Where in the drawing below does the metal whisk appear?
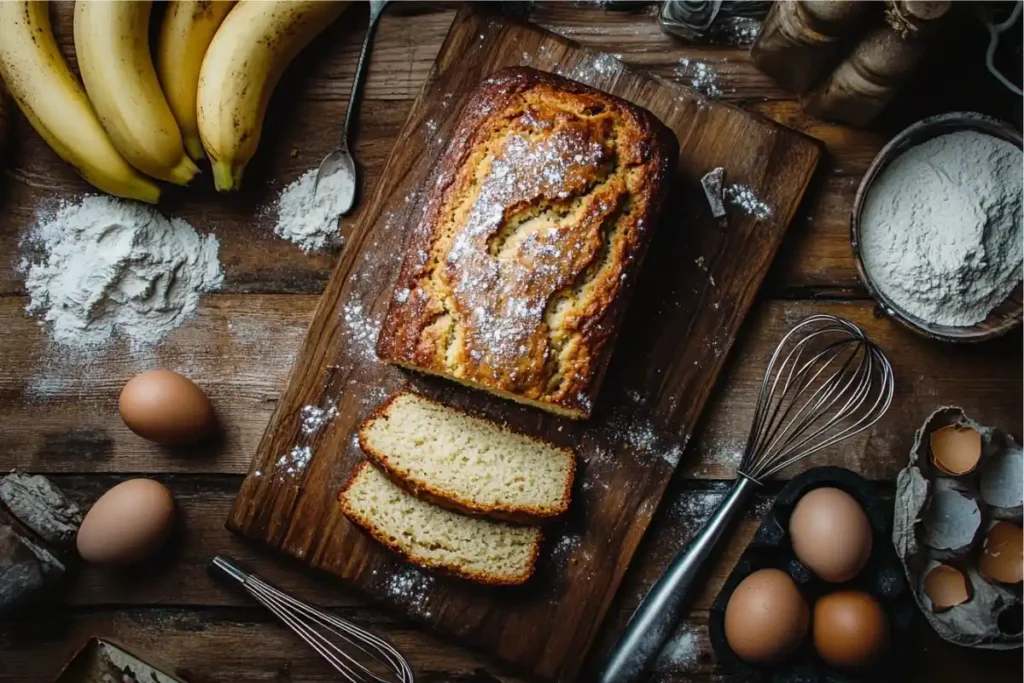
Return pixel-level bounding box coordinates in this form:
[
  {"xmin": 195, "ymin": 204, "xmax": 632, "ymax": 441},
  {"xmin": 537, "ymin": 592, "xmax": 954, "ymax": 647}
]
[
  {"xmin": 210, "ymin": 556, "xmax": 415, "ymax": 683},
  {"xmin": 598, "ymin": 314, "xmax": 894, "ymax": 683}
]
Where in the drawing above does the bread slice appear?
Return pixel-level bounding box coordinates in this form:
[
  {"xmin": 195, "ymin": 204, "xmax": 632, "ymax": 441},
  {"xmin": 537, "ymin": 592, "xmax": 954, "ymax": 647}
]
[
  {"xmin": 359, "ymin": 392, "xmax": 575, "ymax": 522},
  {"xmin": 339, "ymin": 462, "xmax": 541, "ymax": 585}
]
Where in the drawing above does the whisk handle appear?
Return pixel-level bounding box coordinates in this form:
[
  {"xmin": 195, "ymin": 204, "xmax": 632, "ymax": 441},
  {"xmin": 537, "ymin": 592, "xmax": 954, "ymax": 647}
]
[{"xmin": 597, "ymin": 476, "xmax": 759, "ymax": 683}]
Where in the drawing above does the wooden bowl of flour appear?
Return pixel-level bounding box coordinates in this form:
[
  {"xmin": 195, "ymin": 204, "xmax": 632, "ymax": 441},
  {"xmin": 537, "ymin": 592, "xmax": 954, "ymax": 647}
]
[{"xmin": 851, "ymin": 112, "xmax": 1023, "ymax": 343}]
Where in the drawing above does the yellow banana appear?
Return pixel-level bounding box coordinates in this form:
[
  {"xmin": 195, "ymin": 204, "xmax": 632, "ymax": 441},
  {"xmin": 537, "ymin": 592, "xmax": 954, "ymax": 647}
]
[
  {"xmin": 156, "ymin": 0, "xmax": 236, "ymax": 162},
  {"xmin": 0, "ymin": 1, "xmax": 160, "ymax": 203},
  {"xmin": 198, "ymin": 0, "xmax": 349, "ymax": 191},
  {"xmin": 74, "ymin": 0, "xmax": 199, "ymax": 185}
]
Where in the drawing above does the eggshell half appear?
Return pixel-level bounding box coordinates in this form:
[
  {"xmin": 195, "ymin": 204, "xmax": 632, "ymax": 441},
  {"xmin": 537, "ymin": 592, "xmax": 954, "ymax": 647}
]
[
  {"xmin": 978, "ymin": 521, "xmax": 1023, "ymax": 585},
  {"xmin": 923, "ymin": 563, "xmax": 973, "ymax": 612},
  {"xmin": 930, "ymin": 424, "xmax": 982, "ymax": 476}
]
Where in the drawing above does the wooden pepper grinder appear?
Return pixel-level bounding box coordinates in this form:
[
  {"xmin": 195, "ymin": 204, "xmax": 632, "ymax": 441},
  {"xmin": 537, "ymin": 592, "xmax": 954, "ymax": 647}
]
[
  {"xmin": 751, "ymin": 1, "xmax": 871, "ymax": 92},
  {"xmin": 802, "ymin": 0, "xmax": 951, "ymax": 126}
]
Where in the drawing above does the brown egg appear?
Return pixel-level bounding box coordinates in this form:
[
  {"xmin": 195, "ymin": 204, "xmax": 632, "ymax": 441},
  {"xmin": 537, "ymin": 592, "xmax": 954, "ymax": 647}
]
[
  {"xmin": 789, "ymin": 487, "xmax": 873, "ymax": 583},
  {"xmin": 923, "ymin": 563, "xmax": 972, "ymax": 612},
  {"xmin": 724, "ymin": 568, "xmax": 810, "ymax": 664},
  {"xmin": 813, "ymin": 591, "xmax": 889, "ymax": 669},
  {"xmin": 930, "ymin": 424, "xmax": 982, "ymax": 476},
  {"xmin": 76, "ymin": 479, "xmax": 175, "ymax": 564},
  {"xmin": 119, "ymin": 370, "xmax": 216, "ymax": 445},
  {"xmin": 978, "ymin": 521, "xmax": 1023, "ymax": 584}
]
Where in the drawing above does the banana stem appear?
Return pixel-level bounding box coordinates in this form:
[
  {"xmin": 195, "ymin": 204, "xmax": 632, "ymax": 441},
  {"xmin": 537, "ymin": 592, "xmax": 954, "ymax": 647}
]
[{"xmin": 212, "ymin": 160, "xmax": 243, "ymax": 191}]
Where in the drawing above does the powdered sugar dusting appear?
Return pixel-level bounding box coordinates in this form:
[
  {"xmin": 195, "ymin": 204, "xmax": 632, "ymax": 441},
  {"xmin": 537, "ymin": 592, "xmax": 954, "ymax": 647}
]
[{"xmin": 444, "ymin": 121, "xmax": 614, "ymax": 377}]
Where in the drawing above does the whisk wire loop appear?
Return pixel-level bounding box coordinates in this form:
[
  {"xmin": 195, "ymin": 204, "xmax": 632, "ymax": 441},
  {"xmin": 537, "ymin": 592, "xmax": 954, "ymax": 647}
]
[
  {"xmin": 210, "ymin": 556, "xmax": 415, "ymax": 683},
  {"xmin": 738, "ymin": 315, "xmax": 894, "ymax": 483}
]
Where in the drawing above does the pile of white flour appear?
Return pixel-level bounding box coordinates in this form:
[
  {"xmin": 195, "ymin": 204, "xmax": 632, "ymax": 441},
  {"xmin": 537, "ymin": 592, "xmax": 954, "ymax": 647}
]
[
  {"xmin": 859, "ymin": 130, "xmax": 1022, "ymax": 327},
  {"xmin": 20, "ymin": 196, "xmax": 223, "ymax": 352},
  {"xmin": 269, "ymin": 168, "xmax": 354, "ymax": 252}
]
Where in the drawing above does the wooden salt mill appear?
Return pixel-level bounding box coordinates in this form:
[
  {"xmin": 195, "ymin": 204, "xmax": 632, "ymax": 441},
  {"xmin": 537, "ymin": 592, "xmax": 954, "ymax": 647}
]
[
  {"xmin": 751, "ymin": 1, "xmax": 871, "ymax": 93},
  {"xmin": 802, "ymin": 0, "xmax": 951, "ymax": 126}
]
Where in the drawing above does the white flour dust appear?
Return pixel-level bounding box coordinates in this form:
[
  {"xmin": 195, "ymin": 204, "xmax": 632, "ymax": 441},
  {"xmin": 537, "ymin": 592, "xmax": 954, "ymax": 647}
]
[
  {"xmin": 19, "ymin": 196, "xmax": 222, "ymax": 353},
  {"xmin": 675, "ymin": 57, "xmax": 722, "ymax": 98},
  {"xmin": 300, "ymin": 404, "xmax": 339, "ymax": 436},
  {"xmin": 268, "ymin": 168, "xmax": 354, "ymax": 252},
  {"xmin": 860, "ymin": 130, "xmax": 1022, "ymax": 326},
  {"xmin": 725, "ymin": 183, "xmax": 772, "ymax": 220},
  {"xmin": 655, "ymin": 622, "xmax": 703, "ymax": 671}
]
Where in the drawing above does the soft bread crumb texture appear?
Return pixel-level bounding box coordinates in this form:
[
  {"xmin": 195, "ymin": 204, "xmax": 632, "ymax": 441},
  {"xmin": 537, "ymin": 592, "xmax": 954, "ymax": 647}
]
[
  {"xmin": 339, "ymin": 462, "xmax": 541, "ymax": 585},
  {"xmin": 360, "ymin": 392, "xmax": 575, "ymax": 520},
  {"xmin": 377, "ymin": 67, "xmax": 677, "ymax": 418}
]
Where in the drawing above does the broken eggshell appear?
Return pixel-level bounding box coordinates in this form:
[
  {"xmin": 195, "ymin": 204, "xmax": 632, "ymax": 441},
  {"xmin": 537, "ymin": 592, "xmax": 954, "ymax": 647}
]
[
  {"xmin": 894, "ymin": 406, "xmax": 1022, "ymax": 649},
  {"xmin": 930, "ymin": 424, "xmax": 982, "ymax": 476},
  {"xmin": 921, "ymin": 478, "xmax": 981, "ymax": 552},
  {"xmin": 978, "ymin": 521, "xmax": 1024, "ymax": 585},
  {"xmin": 980, "ymin": 445, "xmax": 1024, "ymax": 511},
  {"xmin": 923, "ymin": 561, "xmax": 973, "ymax": 613}
]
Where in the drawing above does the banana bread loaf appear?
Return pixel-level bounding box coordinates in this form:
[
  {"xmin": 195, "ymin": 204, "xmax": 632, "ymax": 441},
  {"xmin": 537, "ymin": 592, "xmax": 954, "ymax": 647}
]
[{"xmin": 376, "ymin": 67, "xmax": 678, "ymax": 418}]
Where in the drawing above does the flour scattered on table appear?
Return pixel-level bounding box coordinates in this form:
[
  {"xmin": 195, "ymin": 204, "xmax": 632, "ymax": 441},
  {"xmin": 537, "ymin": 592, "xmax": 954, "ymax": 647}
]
[
  {"xmin": 655, "ymin": 622, "xmax": 703, "ymax": 671},
  {"xmin": 276, "ymin": 445, "xmax": 312, "ymax": 477},
  {"xmin": 725, "ymin": 183, "xmax": 772, "ymax": 220},
  {"xmin": 341, "ymin": 300, "xmax": 382, "ymax": 364},
  {"xmin": 675, "ymin": 57, "xmax": 722, "ymax": 98},
  {"xmin": 383, "ymin": 566, "xmax": 434, "ymax": 618},
  {"xmin": 19, "ymin": 195, "xmax": 222, "ymax": 353},
  {"xmin": 300, "ymin": 404, "xmax": 339, "ymax": 436},
  {"xmin": 602, "ymin": 408, "xmax": 684, "ymax": 466},
  {"xmin": 268, "ymin": 168, "xmax": 354, "ymax": 252}
]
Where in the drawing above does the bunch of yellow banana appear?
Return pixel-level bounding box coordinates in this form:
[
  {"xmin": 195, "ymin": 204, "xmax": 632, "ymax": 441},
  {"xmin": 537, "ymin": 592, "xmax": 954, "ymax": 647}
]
[
  {"xmin": 197, "ymin": 0, "xmax": 350, "ymax": 191},
  {"xmin": 156, "ymin": 0, "xmax": 236, "ymax": 163},
  {"xmin": 0, "ymin": 1, "xmax": 161, "ymax": 203},
  {"xmin": 0, "ymin": 0, "xmax": 348, "ymax": 199}
]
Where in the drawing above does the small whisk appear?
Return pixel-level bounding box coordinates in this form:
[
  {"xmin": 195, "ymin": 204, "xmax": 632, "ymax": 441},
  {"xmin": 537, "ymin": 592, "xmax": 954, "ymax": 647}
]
[
  {"xmin": 210, "ymin": 556, "xmax": 415, "ymax": 683},
  {"xmin": 598, "ymin": 314, "xmax": 894, "ymax": 683}
]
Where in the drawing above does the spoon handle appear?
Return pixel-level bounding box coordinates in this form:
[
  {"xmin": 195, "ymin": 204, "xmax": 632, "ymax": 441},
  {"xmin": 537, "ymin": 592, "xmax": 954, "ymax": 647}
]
[{"xmin": 342, "ymin": 0, "xmax": 389, "ymax": 152}]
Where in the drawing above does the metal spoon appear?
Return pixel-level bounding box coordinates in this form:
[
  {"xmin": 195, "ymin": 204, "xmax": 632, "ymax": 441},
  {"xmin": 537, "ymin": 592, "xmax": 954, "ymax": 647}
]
[{"xmin": 312, "ymin": 0, "xmax": 390, "ymax": 213}]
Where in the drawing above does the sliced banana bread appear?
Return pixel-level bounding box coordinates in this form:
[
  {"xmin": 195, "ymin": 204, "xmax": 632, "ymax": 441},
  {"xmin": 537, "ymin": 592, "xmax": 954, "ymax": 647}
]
[
  {"xmin": 339, "ymin": 462, "xmax": 541, "ymax": 585},
  {"xmin": 359, "ymin": 392, "xmax": 575, "ymax": 522}
]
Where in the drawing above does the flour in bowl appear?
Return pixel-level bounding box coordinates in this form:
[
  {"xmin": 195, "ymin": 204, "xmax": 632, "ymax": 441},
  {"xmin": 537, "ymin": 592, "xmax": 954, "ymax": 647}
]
[{"xmin": 859, "ymin": 130, "xmax": 1022, "ymax": 327}]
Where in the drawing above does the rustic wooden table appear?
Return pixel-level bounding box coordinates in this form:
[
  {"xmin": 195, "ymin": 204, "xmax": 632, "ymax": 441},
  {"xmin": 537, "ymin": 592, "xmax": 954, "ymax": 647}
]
[{"xmin": 1, "ymin": 3, "xmax": 1020, "ymax": 682}]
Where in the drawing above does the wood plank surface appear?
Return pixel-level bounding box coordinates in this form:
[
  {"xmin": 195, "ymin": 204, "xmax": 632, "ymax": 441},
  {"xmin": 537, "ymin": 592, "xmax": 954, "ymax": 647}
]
[
  {"xmin": 0, "ymin": 2, "xmax": 1020, "ymax": 683},
  {"xmin": 225, "ymin": 7, "xmax": 821, "ymax": 681},
  {"xmin": 0, "ymin": 4, "xmax": 913, "ymax": 298},
  {"xmin": 2, "ymin": 297, "xmax": 1016, "ymax": 479}
]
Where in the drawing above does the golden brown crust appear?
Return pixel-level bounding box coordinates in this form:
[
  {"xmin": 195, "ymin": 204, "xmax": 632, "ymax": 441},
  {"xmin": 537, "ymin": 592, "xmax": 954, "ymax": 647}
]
[
  {"xmin": 357, "ymin": 391, "xmax": 576, "ymax": 523},
  {"xmin": 377, "ymin": 67, "xmax": 678, "ymax": 419},
  {"xmin": 338, "ymin": 461, "xmax": 541, "ymax": 586}
]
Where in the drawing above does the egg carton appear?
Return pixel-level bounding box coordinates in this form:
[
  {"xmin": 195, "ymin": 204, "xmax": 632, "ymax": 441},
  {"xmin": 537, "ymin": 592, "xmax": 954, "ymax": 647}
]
[
  {"xmin": 709, "ymin": 466, "xmax": 916, "ymax": 683},
  {"xmin": 893, "ymin": 406, "xmax": 1022, "ymax": 649}
]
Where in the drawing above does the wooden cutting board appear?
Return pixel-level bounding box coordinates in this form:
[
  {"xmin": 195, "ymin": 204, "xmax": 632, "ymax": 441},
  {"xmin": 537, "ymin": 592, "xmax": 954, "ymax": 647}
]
[{"xmin": 227, "ymin": 7, "xmax": 821, "ymax": 681}]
